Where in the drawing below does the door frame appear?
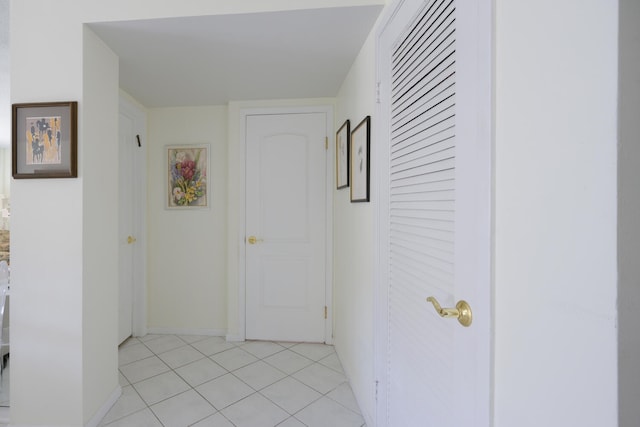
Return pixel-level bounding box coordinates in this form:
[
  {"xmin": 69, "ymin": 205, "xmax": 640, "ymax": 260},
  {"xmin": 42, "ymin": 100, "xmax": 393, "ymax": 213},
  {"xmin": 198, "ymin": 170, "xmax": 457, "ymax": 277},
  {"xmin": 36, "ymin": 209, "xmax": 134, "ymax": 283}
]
[
  {"xmin": 119, "ymin": 93, "xmax": 148, "ymax": 339},
  {"xmin": 237, "ymin": 105, "xmax": 334, "ymax": 344},
  {"xmin": 373, "ymin": 0, "xmax": 494, "ymax": 425}
]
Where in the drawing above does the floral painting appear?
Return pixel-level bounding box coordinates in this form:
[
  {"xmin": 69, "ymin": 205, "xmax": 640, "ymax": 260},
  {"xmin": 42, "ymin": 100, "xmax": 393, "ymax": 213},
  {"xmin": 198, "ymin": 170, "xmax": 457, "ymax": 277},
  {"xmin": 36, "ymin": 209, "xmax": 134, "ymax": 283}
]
[{"xmin": 167, "ymin": 145, "xmax": 209, "ymax": 208}]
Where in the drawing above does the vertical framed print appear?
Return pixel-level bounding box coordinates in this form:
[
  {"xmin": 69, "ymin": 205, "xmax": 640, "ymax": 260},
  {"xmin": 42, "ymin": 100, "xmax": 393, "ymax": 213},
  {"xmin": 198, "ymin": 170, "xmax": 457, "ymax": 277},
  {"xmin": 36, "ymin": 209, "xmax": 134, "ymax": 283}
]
[
  {"xmin": 350, "ymin": 116, "xmax": 371, "ymax": 202},
  {"xmin": 12, "ymin": 101, "xmax": 78, "ymax": 178},
  {"xmin": 336, "ymin": 119, "xmax": 350, "ymax": 189},
  {"xmin": 166, "ymin": 144, "xmax": 210, "ymax": 209}
]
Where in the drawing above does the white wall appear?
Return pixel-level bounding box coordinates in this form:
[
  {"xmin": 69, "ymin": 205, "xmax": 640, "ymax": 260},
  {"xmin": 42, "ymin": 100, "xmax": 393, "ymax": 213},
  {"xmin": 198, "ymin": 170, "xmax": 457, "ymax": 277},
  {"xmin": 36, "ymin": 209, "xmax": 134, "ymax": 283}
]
[
  {"xmin": 618, "ymin": 0, "xmax": 640, "ymax": 425},
  {"xmin": 147, "ymin": 106, "xmax": 228, "ymax": 334},
  {"xmin": 333, "ymin": 25, "xmax": 378, "ymax": 426},
  {"xmin": 81, "ymin": 27, "xmax": 120, "ymax": 423},
  {"xmin": 342, "ymin": 1, "xmax": 621, "ymax": 425},
  {"xmin": 9, "ymin": 22, "xmax": 120, "ymax": 427},
  {"xmin": 10, "ymin": 0, "xmax": 86, "ymax": 423},
  {"xmin": 0, "ymin": 148, "xmax": 9, "ymax": 201},
  {"xmin": 9, "ymin": 1, "xmax": 383, "ymax": 425},
  {"xmin": 0, "ymin": 0, "xmax": 8, "ymax": 149},
  {"xmin": 494, "ymin": 1, "xmax": 618, "ymax": 426},
  {"xmin": 0, "ymin": 1, "xmax": 9, "ymax": 228},
  {"xmin": 9, "ymin": 1, "xmax": 624, "ymax": 425}
]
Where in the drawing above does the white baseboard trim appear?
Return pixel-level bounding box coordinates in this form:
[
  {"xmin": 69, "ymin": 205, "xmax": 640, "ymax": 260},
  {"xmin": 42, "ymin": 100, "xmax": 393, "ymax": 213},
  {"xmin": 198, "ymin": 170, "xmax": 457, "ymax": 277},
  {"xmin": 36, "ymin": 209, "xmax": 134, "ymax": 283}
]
[
  {"xmin": 146, "ymin": 328, "xmax": 226, "ymax": 337},
  {"xmin": 5, "ymin": 386, "xmax": 121, "ymax": 427},
  {"xmin": 85, "ymin": 386, "xmax": 122, "ymax": 427},
  {"xmin": 225, "ymin": 333, "xmax": 245, "ymax": 342},
  {"xmin": 0, "ymin": 406, "xmax": 8, "ymax": 424}
]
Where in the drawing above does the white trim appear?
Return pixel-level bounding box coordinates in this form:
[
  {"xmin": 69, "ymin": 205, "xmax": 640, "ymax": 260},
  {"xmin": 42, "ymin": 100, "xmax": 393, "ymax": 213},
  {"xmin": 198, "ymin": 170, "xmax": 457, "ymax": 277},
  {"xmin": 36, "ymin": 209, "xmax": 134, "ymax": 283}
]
[
  {"xmin": 84, "ymin": 386, "xmax": 122, "ymax": 427},
  {"xmin": 455, "ymin": 1, "xmax": 494, "ymax": 425},
  {"xmin": 0, "ymin": 406, "xmax": 8, "ymax": 424},
  {"xmin": 238, "ymin": 105, "xmax": 334, "ymax": 344},
  {"xmin": 225, "ymin": 333, "xmax": 244, "ymax": 343},
  {"xmin": 147, "ymin": 327, "xmax": 226, "ymax": 337},
  {"xmin": 374, "ymin": 3, "xmax": 411, "ymax": 425},
  {"xmin": 119, "ymin": 95, "xmax": 148, "ymax": 339},
  {"xmin": 1, "ymin": 386, "xmax": 121, "ymax": 426},
  {"xmin": 236, "ymin": 107, "xmax": 248, "ymax": 343}
]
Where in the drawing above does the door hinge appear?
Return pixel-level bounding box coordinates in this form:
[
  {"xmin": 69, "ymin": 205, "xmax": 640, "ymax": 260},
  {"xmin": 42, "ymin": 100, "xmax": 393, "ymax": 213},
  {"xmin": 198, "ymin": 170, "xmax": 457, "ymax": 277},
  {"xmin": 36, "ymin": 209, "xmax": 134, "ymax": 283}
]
[
  {"xmin": 375, "ymin": 380, "xmax": 379, "ymax": 401},
  {"xmin": 325, "ymin": 137, "xmax": 329, "ymax": 150},
  {"xmin": 376, "ymin": 81, "xmax": 381, "ymax": 104},
  {"xmin": 324, "ymin": 306, "xmax": 328, "ymax": 319}
]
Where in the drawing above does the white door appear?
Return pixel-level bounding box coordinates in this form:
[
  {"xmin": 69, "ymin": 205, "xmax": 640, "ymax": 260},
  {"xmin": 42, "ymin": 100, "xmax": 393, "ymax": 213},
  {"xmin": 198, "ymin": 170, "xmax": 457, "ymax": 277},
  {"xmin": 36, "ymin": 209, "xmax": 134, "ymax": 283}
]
[
  {"xmin": 118, "ymin": 98, "xmax": 147, "ymax": 345},
  {"xmin": 376, "ymin": 0, "xmax": 492, "ymax": 425},
  {"xmin": 245, "ymin": 112, "xmax": 328, "ymax": 342},
  {"xmin": 118, "ymin": 110, "xmax": 135, "ymax": 344}
]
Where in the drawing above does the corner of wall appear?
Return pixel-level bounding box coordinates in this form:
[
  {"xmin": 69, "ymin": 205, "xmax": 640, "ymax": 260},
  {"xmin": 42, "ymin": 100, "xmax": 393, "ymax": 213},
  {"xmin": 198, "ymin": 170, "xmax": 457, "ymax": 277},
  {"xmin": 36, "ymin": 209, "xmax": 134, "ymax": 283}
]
[{"xmin": 617, "ymin": 0, "xmax": 640, "ymax": 425}]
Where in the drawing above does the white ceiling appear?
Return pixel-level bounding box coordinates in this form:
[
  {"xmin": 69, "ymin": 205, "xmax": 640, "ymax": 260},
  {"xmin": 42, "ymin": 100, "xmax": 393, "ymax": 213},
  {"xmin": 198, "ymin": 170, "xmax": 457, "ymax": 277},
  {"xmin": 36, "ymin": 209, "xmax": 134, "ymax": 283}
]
[
  {"xmin": 0, "ymin": 4, "xmax": 383, "ymax": 147},
  {"xmin": 89, "ymin": 5, "xmax": 383, "ymax": 108}
]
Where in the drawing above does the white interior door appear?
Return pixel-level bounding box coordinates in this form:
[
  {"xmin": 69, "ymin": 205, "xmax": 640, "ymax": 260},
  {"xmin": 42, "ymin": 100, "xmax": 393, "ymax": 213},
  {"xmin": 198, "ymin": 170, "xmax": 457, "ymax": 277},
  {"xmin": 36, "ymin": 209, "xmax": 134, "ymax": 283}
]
[
  {"xmin": 245, "ymin": 112, "xmax": 328, "ymax": 342},
  {"xmin": 376, "ymin": 0, "xmax": 492, "ymax": 425},
  {"xmin": 118, "ymin": 97, "xmax": 147, "ymax": 345},
  {"xmin": 118, "ymin": 110, "xmax": 135, "ymax": 344}
]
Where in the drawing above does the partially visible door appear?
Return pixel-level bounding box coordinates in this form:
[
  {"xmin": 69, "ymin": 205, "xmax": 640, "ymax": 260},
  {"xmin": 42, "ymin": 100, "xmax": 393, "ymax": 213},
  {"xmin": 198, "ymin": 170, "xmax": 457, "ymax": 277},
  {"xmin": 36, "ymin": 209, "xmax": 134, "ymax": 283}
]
[
  {"xmin": 376, "ymin": 0, "xmax": 492, "ymax": 425},
  {"xmin": 118, "ymin": 98, "xmax": 146, "ymax": 345},
  {"xmin": 245, "ymin": 112, "xmax": 328, "ymax": 342},
  {"xmin": 118, "ymin": 109, "xmax": 135, "ymax": 344}
]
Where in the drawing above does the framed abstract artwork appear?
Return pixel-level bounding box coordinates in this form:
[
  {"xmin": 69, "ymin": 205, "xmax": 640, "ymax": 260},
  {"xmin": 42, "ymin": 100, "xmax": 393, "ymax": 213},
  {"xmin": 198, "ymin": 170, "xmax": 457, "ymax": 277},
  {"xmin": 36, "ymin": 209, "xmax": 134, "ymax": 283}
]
[
  {"xmin": 336, "ymin": 119, "xmax": 350, "ymax": 189},
  {"xmin": 166, "ymin": 144, "xmax": 209, "ymax": 209},
  {"xmin": 12, "ymin": 101, "xmax": 78, "ymax": 179},
  {"xmin": 350, "ymin": 116, "xmax": 371, "ymax": 203}
]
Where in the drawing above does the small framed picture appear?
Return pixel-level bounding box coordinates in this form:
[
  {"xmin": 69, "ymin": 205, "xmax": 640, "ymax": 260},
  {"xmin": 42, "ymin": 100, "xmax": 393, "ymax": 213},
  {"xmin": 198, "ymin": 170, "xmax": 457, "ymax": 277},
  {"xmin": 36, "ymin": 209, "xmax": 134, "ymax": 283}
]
[
  {"xmin": 12, "ymin": 101, "xmax": 78, "ymax": 179},
  {"xmin": 350, "ymin": 116, "xmax": 371, "ymax": 203},
  {"xmin": 166, "ymin": 144, "xmax": 210, "ymax": 209},
  {"xmin": 336, "ymin": 119, "xmax": 350, "ymax": 189}
]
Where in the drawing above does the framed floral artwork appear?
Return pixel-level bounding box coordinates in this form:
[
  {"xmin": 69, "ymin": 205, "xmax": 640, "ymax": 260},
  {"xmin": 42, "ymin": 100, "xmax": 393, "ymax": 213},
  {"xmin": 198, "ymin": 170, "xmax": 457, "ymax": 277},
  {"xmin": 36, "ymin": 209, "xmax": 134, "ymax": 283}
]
[{"xmin": 166, "ymin": 145, "xmax": 209, "ymax": 209}]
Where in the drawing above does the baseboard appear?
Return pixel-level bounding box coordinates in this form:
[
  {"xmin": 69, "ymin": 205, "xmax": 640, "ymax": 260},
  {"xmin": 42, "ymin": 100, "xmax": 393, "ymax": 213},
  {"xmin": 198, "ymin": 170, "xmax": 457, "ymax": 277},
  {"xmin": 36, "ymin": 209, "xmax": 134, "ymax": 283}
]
[
  {"xmin": 146, "ymin": 327, "xmax": 226, "ymax": 337},
  {"xmin": 0, "ymin": 406, "xmax": 8, "ymax": 424},
  {"xmin": 85, "ymin": 386, "xmax": 122, "ymax": 427},
  {"xmin": 225, "ymin": 333, "xmax": 245, "ymax": 342},
  {"xmin": 4, "ymin": 386, "xmax": 121, "ymax": 427}
]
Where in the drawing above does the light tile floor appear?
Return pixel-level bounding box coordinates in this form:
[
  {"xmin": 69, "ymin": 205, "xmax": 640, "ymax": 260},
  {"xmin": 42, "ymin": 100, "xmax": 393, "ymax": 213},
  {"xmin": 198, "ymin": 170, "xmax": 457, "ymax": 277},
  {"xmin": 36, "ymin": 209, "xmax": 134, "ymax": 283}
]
[{"xmin": 101, "ymin": 334, "xmax": 366, "ymax": 427}]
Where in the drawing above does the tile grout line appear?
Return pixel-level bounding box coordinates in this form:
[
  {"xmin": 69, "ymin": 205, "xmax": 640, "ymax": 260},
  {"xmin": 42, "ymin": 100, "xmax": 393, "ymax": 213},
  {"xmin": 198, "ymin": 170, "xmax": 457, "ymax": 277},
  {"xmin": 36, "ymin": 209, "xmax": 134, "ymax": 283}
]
[{"xmin": 110, "ymin": 335, "xmax": 363, "ymax": 427}]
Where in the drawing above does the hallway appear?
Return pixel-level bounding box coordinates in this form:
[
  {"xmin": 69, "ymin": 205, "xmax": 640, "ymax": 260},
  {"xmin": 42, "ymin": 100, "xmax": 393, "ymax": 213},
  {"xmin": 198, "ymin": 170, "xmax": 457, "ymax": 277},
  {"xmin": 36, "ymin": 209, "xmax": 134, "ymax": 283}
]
[{"xmin": 102, "ymin": 335, "xmax": 365, "ymax": 426}]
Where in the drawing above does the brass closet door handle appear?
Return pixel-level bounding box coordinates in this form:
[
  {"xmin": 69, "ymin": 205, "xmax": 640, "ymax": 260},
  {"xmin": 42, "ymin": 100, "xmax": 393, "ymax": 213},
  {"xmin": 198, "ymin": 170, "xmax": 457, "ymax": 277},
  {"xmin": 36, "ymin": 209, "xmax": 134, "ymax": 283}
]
[
  {"xmin": 426, "ymin": 296, "xmax": 473, "ymax": 327},
  {"xmin": 127, "ymin": 236, "xmax": 137, "ymax": 244}
]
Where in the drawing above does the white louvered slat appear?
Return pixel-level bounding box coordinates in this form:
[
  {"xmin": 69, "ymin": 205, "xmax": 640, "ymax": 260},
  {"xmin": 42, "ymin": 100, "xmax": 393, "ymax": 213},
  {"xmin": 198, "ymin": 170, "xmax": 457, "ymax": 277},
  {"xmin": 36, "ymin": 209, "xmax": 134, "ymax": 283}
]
[
  {"xmin": 391, "ymin": 77, "xmax": 455, "ymax": 133},
  {"xmin": 392, "ymin": 0, "xmax": 455, "ymax": 75},
  {"xmin": 387, "ymin": 0, "xmax": 457, "ymax": 424},
  {"xmin": 392, "ymin": 145, "xmax": 454, "ymax": 174},
  {"xmin": 391, "ymin": 167, "xmax": 455, "ymax": 188},
  {"xmin": 391, "ymin": 114, "xmax": 454, "ymax": 155}
]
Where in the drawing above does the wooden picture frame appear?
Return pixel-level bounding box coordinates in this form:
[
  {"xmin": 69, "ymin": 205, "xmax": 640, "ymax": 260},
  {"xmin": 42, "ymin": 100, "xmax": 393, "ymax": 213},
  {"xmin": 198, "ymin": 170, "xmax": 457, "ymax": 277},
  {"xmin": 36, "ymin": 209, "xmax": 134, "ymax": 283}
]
[
  {"xmin": 350, "ymin": 116, "xmax": 371, "ymax": 203},
  {"xmin": 12, "ymin": 101, "xmax": 78, "ymax": 179},
  {"xmin": 166, "ymin": 144, "xmax": 210, "ymax": 209},
  {"xmin": 336, "ymin": 119, "xmax": 350, "ymax": 189}
]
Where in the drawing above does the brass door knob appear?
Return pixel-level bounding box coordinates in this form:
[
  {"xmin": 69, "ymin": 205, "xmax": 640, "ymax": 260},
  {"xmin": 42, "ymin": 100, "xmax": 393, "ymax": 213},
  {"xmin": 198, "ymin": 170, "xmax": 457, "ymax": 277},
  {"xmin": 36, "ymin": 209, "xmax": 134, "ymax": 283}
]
[
  {"xmin": 127, "ymin": 236, "xmax": 137, "ymax": 244},
  {"xmin": 247, "ymin": 236, "xmax": 263, "ymax": 245},
  {"xmin": 426, "ymin": 296, "xmax": 473, "ymax": 327}
]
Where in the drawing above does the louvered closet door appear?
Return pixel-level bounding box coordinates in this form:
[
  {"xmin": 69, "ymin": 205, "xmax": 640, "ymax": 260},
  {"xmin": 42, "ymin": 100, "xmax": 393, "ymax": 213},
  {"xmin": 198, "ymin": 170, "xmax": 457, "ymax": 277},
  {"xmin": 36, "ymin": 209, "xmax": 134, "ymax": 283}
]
[{"xmin": 377, "ymin": 0, "xmax": 491, "ymax": 425}]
